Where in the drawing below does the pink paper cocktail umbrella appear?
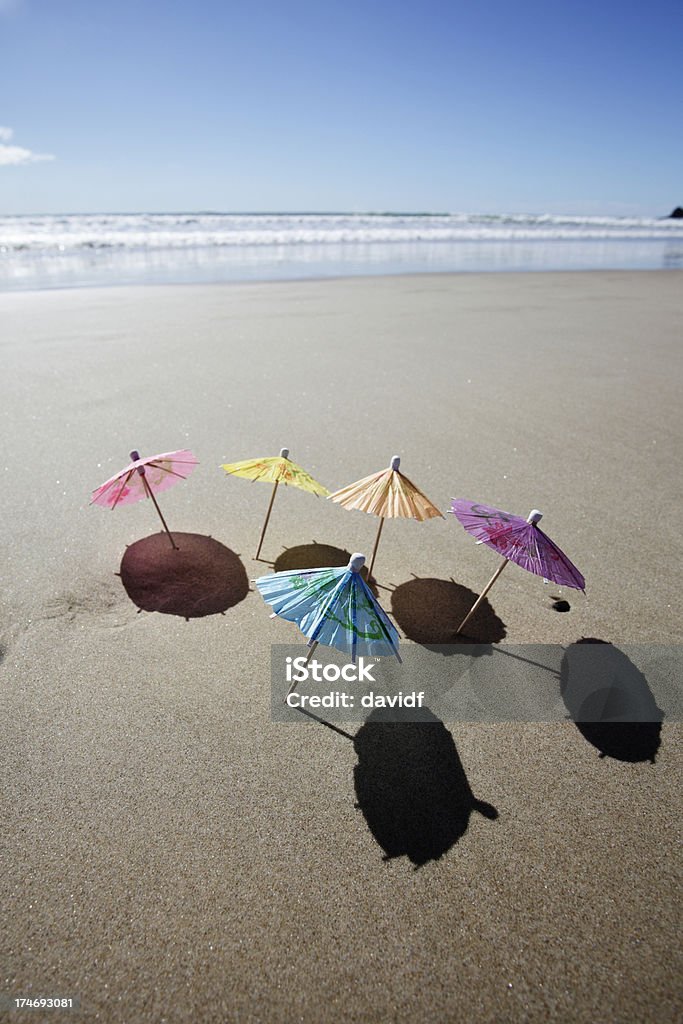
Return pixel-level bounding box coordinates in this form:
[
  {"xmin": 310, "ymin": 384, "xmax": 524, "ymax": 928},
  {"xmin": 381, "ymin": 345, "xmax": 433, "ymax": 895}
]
[
  {"xmin": 90, "ymin": 449, "xmax": 198, "ymax": 549},
  {"xmin": 450, "ymin": 499, "xmax": 585, "ymax": 634}
]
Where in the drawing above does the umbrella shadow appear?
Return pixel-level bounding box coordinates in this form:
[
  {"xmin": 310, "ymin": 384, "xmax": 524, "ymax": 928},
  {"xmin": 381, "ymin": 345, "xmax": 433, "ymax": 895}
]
[
  {"xmin": 354, "ymin": 706, "xmax": 498, "ymax": 867},
  {"xmin": 560, "ymin": 638, "xmax": 663, "ymax": 763},
  {"xmin": 272, "ymin": 542, "xmax": 379, "ymax": 596},
  {"xmin": 119, "ymin": 532, "xmax": 249, "ymax": 619},
  {"xmin": 390, "ymin": 576, "xmax": 506, "ymax": 651}
]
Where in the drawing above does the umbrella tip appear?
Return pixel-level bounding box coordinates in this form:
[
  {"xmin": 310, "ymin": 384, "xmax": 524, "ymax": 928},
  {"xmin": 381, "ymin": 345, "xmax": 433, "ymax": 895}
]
[
  {"xmin": 349, "ymin": 553, "xmax": 365, "ymax": 573},
  {"xmin": 390, "ymin": 455, "xmax": 401, "ymax": 470},
  {"xmin": 279, "ymin": 447, "xmax": 290, "ymax": 459},
  {"xmin": 130, "ymin": 449, "xmax": 140, "ymax": 462},
  {"xmin": 527, "ymin": 509, "xmax": 543, "ymax": 524}
]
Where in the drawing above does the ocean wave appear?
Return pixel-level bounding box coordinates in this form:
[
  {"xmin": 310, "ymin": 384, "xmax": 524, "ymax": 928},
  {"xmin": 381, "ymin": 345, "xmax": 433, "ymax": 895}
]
[{"xmin": 2, "ymin": 212, "xmax": 682, "ymax": 255}]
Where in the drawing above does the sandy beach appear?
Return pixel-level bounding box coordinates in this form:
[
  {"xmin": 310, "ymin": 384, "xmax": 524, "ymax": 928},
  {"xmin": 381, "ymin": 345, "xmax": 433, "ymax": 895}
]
[{"xmin": 1, "ymin": 270, "xmax": 682, "ymax": 1022}]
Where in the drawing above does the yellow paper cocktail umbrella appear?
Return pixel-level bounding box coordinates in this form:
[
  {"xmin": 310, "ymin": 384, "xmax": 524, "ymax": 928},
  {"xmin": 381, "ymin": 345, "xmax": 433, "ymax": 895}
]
[
  {"xmin": 221, "ymin": 447, "xmax": 329, "ymax": 560},
  {"xmin": 328, "ymin": 455, "xmax": 442, "ymax": 577}
]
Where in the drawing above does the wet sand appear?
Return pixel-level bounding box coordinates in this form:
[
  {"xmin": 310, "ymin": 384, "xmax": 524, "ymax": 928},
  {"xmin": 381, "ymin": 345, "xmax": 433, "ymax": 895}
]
[{"xmin": 1, "ymin": 271, "xmax": 681, "ymax": 1022}]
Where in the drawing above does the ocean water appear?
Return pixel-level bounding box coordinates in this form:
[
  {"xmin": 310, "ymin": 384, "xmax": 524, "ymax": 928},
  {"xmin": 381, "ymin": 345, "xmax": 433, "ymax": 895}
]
[{"xmin": 1, "ymin": 212, "xmax": 683, "ymax": 290}]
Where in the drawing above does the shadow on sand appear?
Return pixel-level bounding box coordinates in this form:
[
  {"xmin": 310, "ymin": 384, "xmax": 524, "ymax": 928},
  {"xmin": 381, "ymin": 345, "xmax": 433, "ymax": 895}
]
[
  {"xmin": 391, "ymin": 576, "xmax": 506, "ymax": 649},
  {"xmin": 272, "ymin": 542, "xmax": 379, "ymax": 595},
  {"xmin": 354, "ymin": 706, "xmax": 498, "ymax": 867},
  {"xmin": 560, "ymin": 638, "xmax": 663, "ymax": 763},
  {"xmin": 119, "ymin": 532, "xmax": 249, "ymax": 619}
]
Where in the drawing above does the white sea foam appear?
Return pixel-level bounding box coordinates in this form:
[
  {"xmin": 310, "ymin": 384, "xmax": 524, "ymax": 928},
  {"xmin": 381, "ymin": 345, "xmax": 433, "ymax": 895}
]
[
  {"xmin": 2, "ymin": 211, "xmax": 683, "ymax": 254},
  {"xmin": 1, "ymin": 212, "xmax": 682, "ymax": 288}
]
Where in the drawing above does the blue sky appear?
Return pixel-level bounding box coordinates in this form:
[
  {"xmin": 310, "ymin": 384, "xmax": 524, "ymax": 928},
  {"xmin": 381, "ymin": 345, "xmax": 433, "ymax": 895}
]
[{"xmin": 1, "ymin": 0, "xmax": 681, "ymax": 215}]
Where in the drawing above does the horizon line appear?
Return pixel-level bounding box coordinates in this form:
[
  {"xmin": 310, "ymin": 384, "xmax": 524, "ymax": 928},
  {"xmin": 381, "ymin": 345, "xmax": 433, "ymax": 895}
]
[{"xmin": 1, "ymin": 207, "xmax": 675, "ymax": 219}]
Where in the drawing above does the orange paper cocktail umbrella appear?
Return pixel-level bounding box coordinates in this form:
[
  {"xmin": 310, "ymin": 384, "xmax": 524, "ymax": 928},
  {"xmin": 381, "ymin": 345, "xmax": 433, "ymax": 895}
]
[{"xmin": 328, "ymin": 455, "xmax": 442, "ymax": 576}]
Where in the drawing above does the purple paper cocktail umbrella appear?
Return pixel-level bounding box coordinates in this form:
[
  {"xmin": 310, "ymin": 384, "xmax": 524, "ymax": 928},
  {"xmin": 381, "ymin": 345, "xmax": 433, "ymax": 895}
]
[{"xmin": 449, "ymin": 499, "xmax": 585, "ymax": 634}]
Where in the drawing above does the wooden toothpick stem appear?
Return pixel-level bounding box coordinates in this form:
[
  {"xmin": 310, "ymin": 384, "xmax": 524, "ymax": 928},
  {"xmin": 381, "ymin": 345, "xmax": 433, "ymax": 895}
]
[
  {"xmin": 142, "ymin": 475, "xmax": 178, "ymax": 550},
  {"xmin": 456, "ymin": 558, "xmax": 509, "ymax": 634},
  {"xmin": 255, "ymin": 480, "xmax": 279, "ymax": 560},
  {"xmin": 368, "ymin": 517, "xmax": 385, "ymax": 578},
  {"xmin": 286, "ymin": 641, "xmax": 318, "ymax": 699},
  {"xmin": 304, "ymin": 641, "xmax": 318, "ymax": 666}
]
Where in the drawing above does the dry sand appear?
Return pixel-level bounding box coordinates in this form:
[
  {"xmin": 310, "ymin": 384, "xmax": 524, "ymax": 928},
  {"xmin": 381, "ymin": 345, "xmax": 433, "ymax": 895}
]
[{"xmin": 1, "ymin": 271, "xmax": 682, "ymax": 1023}]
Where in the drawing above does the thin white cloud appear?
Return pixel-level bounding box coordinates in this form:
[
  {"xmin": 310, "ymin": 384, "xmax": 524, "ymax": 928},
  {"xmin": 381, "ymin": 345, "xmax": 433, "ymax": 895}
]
[{"xmin": 0, "ymin": 126, "xmax": 55, "ymax": 166}]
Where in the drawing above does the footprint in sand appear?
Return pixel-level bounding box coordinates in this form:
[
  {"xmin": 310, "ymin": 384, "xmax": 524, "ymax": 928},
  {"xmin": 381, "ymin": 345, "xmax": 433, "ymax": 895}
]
[
  {"xmin": 0, "ymin": 598, "xmax": 34, "ymax": 663},
  {"xmin": 41, "ymin": 580, "xmax": 135, "ymax": 630}
]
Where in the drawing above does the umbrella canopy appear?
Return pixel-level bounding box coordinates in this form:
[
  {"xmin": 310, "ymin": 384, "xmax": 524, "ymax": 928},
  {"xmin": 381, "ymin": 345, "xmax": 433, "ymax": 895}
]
[
  {"xmin": 91, "ymin": 449, "xmax": 198, "ymax": 509},
  {"xmin": 329, "ymin": 455, "xmax": 442, "ymax": 520},
  {"xmin": 450, "ymin": 499, "xmax": 585, "ymax": 590},
  {"xmin": 221, "ymin": 449, "xmax": 329, "ymax": 495},
  {"xmin": 328, "ymin": 456, "xmax": 442, "ymax": 576},
  {"xmin": 222, "ymin": 447, "xmax": 329, "ymax": 560},
  {"xmin": 255, "ymin": 552, "xmax": 400, "ymax": 663},
  {"xmin": 91, "ymin": 448, "xmax": 198, "ymax": 549}
]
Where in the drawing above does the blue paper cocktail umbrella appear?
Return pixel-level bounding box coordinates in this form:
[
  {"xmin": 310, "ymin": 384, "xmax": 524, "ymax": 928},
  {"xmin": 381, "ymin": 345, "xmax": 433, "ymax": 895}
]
[{"xmin": 255, "ymin": 552, "xmax": 400, "ymax": 695}]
